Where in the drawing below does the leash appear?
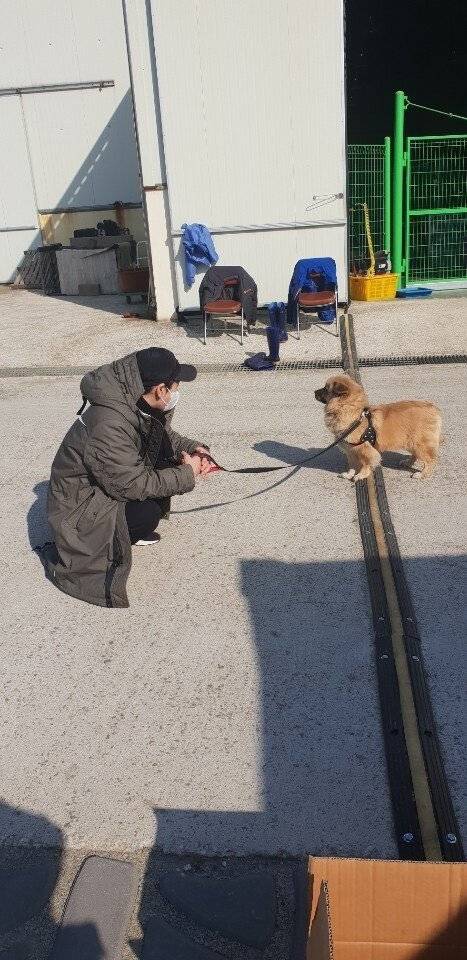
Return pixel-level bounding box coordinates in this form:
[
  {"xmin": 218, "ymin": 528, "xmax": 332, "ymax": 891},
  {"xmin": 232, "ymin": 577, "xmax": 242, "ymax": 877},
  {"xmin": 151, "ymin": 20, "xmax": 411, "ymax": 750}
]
[
  {"xmin": 173, "ymin": 463, "xmax": 301, "ymax": 514},
  {"xmin": 206, "ymin": 413, "xmax": 367, "ymax": 474},
  {"xmin": 76, "ymin": 395, "xmax": 373, "ymax": 472},
  {"xmin": 76, "ymin": 395, "xmax": 371, "ymax": 514},
  {"xmin": 173, "ymin": 413, "xmax": 368, "ymax": 515}
]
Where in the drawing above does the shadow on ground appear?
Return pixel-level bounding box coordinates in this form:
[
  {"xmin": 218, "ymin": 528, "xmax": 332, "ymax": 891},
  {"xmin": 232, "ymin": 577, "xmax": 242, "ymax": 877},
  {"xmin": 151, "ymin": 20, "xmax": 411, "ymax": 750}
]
[
  {"xmin": 177, "ymin": 312, "xmax": 337, "ymax": 346},
  {"xmin": 47, "ymin": 294, "xmax": 142, "ymax": 318},
  {"xmin": 19, "ymin": 466, "xmax": 467, "ymax": 956},
  {"xmin": 27, "ymin": 481, "xmax": 51, "ymax": 551},
  {"xmin": 254, "ymin": 441, "xmax": 416, "ymax": 476}
]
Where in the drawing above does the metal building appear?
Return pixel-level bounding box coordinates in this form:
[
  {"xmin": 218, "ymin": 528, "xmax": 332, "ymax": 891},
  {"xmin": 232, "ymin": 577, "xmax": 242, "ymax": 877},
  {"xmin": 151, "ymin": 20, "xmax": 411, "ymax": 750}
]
[
  {"xmin": 0, "ymin": 0, "xmax": 142, "ymax": 283},
  {"xmin": 1, "ymin": 0, "xmax": 348, "ymax": 315},
  {"xmin": 125, "ymin": 0, "xmax": 348, "ymax": 318}
]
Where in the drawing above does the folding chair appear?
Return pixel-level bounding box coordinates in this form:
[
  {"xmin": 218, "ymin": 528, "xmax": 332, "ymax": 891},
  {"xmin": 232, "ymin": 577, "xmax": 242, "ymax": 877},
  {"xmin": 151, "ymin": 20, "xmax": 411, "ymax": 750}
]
[
  {"xmin": 296, "ymin": 276, "xmax": 339, "ymax": 339},
  {"xmin": 203, "ymin": 276, "xmax": 247, "ymax": 345}
]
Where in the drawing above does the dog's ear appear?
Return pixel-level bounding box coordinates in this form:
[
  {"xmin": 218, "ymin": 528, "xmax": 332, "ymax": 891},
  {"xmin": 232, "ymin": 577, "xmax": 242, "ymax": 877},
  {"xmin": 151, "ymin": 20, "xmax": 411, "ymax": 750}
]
[{"xmin": 332, "ymin": 380, "xmax": 350, "ymax": 397}]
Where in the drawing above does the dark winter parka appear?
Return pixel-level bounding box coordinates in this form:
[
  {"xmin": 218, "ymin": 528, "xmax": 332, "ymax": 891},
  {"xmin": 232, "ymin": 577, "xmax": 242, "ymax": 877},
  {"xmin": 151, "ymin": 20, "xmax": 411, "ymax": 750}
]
[{"xmin": 45, "ymin": 353, "xmax": 199, "ymax": 608}]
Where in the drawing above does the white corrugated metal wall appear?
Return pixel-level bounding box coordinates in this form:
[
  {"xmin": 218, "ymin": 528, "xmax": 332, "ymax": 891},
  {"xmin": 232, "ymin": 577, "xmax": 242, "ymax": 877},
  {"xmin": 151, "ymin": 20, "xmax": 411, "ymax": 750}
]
[
  {"xmin": 0, "ymin": 0, "xmax": 141, "ymax": 281},
  {"xmin": 147, "ymin": 0, "xmax": 348, "ymax": 309}
]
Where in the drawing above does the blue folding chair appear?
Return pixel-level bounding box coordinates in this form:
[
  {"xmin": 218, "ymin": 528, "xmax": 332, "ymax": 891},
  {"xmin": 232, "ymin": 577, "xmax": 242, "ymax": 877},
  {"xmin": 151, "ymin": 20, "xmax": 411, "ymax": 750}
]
[{"xmin": 288, "ymin": 257, "xmax": 339, "ymax": 339}]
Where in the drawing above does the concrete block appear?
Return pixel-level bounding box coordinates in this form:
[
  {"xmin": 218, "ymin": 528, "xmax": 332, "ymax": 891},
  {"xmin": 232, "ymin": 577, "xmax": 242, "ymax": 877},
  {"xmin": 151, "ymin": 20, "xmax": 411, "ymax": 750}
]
[
  {"xmin": 96, "ymin": 236, "xmax": 134, "ymax": 247},
  {"xmin": 78, "ymin": 283, "xmax": 101, "ymax": 296},
  {"xmin": 56, "ymin": 248, "xmax": 120, "ymax": 295},
  {"xmin": 142, "ymin": 917, "xmax": 223, "ymax": 959},
  {"xmin": 70, "ymin": 238, "xmax": 98, "ymax": 249},
  {"xmin": 0, "ymin": 849, "xmax": 61, "ymax": 932},
  {"xmin": 49, "ymin": 856, "xmax": 139, "ymax": 960},
  {"xmin": 158, "ymin": 870, "xmax": 276, "ymax": 947}
]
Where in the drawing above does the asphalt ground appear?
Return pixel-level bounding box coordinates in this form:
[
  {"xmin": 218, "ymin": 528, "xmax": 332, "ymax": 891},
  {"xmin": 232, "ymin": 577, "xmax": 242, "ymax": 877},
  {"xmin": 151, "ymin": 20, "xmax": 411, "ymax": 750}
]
[
  {"xmin": 1, "ymin": 368, "xmax": 397, "ymax": 858},
  {"xmin": 1, "ymin": 286, "xmax": 465, "ymax": 957}
]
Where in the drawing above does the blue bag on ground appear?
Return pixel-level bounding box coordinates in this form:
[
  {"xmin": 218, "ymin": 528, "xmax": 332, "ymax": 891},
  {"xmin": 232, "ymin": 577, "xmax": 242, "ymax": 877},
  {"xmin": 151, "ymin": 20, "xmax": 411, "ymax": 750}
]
[
  {"xmin": 244, "ymin": 322, "xmax": 281, "ymax": 370},
  {"xmin": 244, "ymin": 353, "xmax": 275, "ymax": 370}
]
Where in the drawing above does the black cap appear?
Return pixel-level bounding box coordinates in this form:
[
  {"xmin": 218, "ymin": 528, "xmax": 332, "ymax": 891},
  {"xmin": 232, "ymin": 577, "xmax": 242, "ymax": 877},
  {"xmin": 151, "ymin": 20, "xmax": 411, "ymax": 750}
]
[{"xmin": 136, "ymin": 348, "xmax": 197, "ymax": 391}]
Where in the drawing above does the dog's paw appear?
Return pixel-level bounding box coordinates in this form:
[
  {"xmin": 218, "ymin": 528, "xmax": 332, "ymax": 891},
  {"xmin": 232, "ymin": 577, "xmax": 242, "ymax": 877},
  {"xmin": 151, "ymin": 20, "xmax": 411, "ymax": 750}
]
[
  {"xmin": 413, "ymin": 469, "xmax": 434, "ymax": 480},
  {"xmin": 340, "ymin": 469, "xmax": 356, "ymax": 480}
]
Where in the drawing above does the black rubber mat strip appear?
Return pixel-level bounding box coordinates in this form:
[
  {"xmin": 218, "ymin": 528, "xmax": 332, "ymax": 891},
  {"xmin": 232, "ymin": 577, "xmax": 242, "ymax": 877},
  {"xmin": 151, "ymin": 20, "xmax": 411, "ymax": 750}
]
[
  {"xmin": 355, "ymin": 470, "xmax": 424, "ymax": 858},
  {"xmin": 0, "ymin": 365, "xmax": 91, "ymax": 378},
  {"xmin": 344, "ymin": 314, "xmax": 424, "ymax": 857},
  {"xmin": 347, "ymin": 314, "xmax": 361, "ymax": 381},
  {"xmin": 339, "ymin": 314, "xmax": 352, "ymax": 375},
  {"xmin": 0, "ymin": 354, "xmax": 465, "ymax": 380},
  {"xmin": 345, "ymin": 314, "xmax": 464, "ymax": 862},
  {"xmin": 373, "ymin": 470, "xmax": 465, "ymax": 862},
  {"xmin": 359, "ymin": 354, "xmax": 467, "ymax": 367}
]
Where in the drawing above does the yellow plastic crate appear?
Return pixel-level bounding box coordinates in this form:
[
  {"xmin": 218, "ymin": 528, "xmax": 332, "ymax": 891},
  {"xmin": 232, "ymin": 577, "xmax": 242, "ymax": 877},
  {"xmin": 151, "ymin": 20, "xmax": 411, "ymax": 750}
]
[{"xmin": 349, "ymin": 273, "xmax": 399, "ymax": 301}]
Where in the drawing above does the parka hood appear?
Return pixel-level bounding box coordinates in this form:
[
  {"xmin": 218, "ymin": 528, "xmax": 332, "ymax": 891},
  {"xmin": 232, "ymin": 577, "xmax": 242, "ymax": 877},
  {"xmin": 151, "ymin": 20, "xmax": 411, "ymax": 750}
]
[{"xmin": 80, "ymin": 353, "xmax": 144, "ymax": 421}]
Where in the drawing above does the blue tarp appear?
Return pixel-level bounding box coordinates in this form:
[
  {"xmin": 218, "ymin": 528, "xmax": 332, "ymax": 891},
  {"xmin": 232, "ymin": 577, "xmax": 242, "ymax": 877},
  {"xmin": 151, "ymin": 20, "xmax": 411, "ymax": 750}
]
[
  {"xmin": 181, "ymin": 223, "xmax": 219, "ymax": 287},
  {"xmin": 287, "ymin": 257, "xmax": 337, "ymax": 325}
]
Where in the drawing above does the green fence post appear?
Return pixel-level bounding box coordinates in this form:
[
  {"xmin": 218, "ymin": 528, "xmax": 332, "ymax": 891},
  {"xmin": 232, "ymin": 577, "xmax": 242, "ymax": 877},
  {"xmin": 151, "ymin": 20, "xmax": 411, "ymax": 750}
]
[
  {"xmin": 392, "ymin": 90, "xmax": 405, "ymax": 286},
  {"xmin": 384, "ymin": 136, "xmax": 391, "ymax": 254}
]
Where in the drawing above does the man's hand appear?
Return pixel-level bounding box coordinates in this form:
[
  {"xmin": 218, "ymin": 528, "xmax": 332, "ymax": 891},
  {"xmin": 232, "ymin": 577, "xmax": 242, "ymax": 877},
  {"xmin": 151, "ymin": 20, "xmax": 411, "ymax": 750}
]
[
  {"xmin": 193, "ymin": 445, "xmax": 219, "ymax": 471},
  {"xmin": 180, "ymin": 452, "xmax": 212, "ymax": 477}
]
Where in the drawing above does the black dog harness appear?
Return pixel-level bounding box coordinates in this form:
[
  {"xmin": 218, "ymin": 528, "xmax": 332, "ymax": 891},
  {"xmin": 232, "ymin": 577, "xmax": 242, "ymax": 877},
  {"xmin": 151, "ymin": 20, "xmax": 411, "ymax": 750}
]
[{"xmin": 345, "ymin": 407, "xmax": 377, "ymax": 447}]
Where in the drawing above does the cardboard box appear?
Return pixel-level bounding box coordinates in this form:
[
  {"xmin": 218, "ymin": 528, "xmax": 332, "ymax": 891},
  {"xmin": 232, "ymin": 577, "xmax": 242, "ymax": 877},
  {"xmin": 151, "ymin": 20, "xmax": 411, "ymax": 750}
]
[{"xmin": 307, "ymin": 857, "xmax": 466, "ymax": 960}]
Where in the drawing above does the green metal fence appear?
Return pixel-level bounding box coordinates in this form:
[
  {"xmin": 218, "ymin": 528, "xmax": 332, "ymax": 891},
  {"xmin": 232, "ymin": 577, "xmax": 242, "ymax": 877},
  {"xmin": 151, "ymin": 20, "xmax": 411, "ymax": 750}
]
[
  {"xmin": 405, "ymin": 135, "xmax": 467, "ymax": 284},
  {"xmin": 347, "ymin": 140, "xmax": 391, "ymax": 267}
]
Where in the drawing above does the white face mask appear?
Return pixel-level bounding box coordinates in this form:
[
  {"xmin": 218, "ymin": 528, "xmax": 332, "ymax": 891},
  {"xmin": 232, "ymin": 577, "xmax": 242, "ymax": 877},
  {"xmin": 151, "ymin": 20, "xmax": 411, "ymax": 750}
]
[{"xmin": 163, "ymin": 388, "xmax": 180, "ymax": 412}]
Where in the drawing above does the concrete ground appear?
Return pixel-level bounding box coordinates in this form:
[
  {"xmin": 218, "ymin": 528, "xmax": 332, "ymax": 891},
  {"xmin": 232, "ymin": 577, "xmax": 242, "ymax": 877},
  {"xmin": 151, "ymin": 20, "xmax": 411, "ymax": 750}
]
[
  {"xmin": 1, "ymin": 287, "xmax": 466, "ymax": 371},
  {"xmin": 351, "ymin": 295, "xmax": 467, "ymax": 358},
  {"xmin": 0, "ymin": 287, "xmax": 465, "ymax": 957},
  {"xmin": 1, "ymin": 369, "xmax": 396, "ymax": 858}
]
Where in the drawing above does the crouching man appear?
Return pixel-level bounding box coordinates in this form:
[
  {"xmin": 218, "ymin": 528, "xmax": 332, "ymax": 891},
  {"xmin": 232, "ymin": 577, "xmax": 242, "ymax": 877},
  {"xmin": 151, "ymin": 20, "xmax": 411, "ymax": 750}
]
[{"xmin": 44, "ymin": 348, "xmax": 213, "ymax": 608}]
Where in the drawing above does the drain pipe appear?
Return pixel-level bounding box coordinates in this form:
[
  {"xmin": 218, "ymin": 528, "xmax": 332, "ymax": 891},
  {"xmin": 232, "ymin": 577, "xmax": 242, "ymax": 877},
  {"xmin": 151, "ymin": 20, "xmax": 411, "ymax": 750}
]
[{"xmin": 392, "ymin": 91, "xmax": 406, "ymax": 289}]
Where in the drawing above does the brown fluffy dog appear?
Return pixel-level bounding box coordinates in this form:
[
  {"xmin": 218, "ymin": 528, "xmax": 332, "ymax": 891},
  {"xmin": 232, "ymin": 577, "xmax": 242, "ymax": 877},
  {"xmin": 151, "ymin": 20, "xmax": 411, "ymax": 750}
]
[{"xmin": 315, "ymin": 374, "xmax": 442, "ymax": 481}]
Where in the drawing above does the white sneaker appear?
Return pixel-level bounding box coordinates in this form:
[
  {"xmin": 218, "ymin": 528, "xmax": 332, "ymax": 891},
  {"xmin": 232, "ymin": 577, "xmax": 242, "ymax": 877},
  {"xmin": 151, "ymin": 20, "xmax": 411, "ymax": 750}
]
[{"xmin": 133, "ymin": 532, "xmax": 161, "ymax": 546}]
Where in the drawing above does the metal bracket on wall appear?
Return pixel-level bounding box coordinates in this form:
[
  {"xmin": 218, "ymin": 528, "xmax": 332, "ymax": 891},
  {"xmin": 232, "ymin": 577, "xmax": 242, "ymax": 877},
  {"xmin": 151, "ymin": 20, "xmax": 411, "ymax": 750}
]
[
  {"xmin": 0, "ymin": 225, "xmax": 37, "ymax": 233},
  {"xmin": 172, "ymin": 218, "xmax": 346, "ymax": 238},
  {"xmin": 0, "ymin": 80, "xmax": 114, "ymax": 97},
  {"xmin": 38, "ymin": 203, "xmax": 143, "ymax": 215}
]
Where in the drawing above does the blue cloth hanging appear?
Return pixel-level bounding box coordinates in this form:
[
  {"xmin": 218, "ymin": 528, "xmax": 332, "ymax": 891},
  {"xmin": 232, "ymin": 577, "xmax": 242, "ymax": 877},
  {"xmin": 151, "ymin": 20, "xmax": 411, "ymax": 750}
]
[
  {"xmin": 181, "ymin": 223, "xmax": 219, "ymax": 287},
  {"xmin": 287, "ymin": 257, "xmax": 337, "ymax": 325}
]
